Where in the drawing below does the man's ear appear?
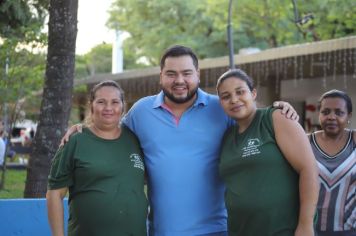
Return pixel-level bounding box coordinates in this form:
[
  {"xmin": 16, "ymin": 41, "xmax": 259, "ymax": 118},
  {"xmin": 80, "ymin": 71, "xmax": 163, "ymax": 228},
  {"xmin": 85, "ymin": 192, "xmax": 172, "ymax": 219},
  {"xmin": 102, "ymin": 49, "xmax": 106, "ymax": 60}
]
[{"xmin": 159, "ymin": 71, "xmax": 163, "ymax": 86}]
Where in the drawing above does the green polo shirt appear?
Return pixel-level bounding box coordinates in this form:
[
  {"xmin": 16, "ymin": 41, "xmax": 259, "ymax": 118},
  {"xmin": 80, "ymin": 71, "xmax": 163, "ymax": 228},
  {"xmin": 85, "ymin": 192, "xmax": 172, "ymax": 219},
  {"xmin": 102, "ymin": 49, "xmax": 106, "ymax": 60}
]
[
  {"xmin": 219, "ymin": 107, "xmax": 299, "ymax": 236},
  {"xmin": 48, "ymin": 126, "xmax": 148, "ymax": 236}
]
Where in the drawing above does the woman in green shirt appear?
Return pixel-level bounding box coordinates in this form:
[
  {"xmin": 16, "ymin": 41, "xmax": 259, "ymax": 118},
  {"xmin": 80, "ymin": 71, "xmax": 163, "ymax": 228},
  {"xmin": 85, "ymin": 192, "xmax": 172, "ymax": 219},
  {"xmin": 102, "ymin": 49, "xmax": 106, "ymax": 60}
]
[
  {"xmin": 46, "ymin": 80, "xmax": 148, "ymax": 236},
  {"xmin": 216, "ymin": 69, "xmax": 319, "ymax": 236}
]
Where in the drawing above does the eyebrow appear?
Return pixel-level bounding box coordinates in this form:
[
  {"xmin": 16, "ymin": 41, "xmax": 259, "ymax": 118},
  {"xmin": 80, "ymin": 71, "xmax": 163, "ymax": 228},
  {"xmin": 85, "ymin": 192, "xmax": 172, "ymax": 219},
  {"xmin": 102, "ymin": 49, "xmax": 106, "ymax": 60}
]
[
  {"xmin": 165, "ymin": 69, "xmax": 194, "ymax": 73},
  {"xmin": 96, "ymin": 97, "xmax": 120, "ymax": 101},
  {"xmin": 219, "ymin": 91, "xmax": 230, "ymax": 96},
  {"xmin": 219, "ymin": 86, "xmax": 247, "ymax": 93}
]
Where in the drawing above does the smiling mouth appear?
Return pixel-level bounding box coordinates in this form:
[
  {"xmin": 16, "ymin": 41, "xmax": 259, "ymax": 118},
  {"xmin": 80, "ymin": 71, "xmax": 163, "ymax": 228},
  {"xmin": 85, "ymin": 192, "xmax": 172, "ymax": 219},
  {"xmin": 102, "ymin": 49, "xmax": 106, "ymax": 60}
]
[
  {"xmin": 172, "ymin": 87, "xmax": 187, "ymax": 94},
  {"xmin": 102, "ymin": 114, "xmax": 114, "ymax": 117},
  {"xmin": 231, "ymin": 105, "xmax": 244, "ymax": 112},
  {"xmin": 173, "ymin": 86, "xmax": 187, "ymax": 90}
]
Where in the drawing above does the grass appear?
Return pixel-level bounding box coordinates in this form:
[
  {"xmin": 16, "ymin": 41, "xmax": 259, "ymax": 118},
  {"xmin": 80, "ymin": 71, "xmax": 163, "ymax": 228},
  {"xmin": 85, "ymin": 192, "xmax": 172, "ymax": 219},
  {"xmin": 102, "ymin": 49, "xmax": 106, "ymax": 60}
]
[{"xmin": 0, "ymin": 169, "xmax": 27, "ymax": 199}]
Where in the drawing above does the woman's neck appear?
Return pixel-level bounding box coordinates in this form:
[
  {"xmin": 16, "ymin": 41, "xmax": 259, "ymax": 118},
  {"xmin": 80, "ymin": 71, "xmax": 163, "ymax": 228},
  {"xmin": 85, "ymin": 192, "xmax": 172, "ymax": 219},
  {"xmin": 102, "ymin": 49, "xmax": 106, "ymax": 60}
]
[
  {"xmin": 315, "ymin": 129, "xmax": 349, "ymax": 156},
  {"xmin": 319, "ymin": 129, "xmax": 347, "ymax": 142},
  {"xmin": 89, "ymin": 124, "xmax": 121, "ymax": 140},
  {"xmin": 237, "ymin": 108, "xmax": 257, "ymax": 133}
]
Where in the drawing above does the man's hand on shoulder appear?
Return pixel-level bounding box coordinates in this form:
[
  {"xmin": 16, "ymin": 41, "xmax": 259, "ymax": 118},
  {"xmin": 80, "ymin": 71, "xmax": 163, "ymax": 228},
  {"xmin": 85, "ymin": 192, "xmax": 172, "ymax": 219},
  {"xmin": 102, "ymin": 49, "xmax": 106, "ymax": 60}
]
[
  {"xmin": 60, "ymin": 124, "xmax": 83, "ymax": 147},
  {"xmin": 273, "ymin": 101, "xmax": 299, "ymax": 121}
]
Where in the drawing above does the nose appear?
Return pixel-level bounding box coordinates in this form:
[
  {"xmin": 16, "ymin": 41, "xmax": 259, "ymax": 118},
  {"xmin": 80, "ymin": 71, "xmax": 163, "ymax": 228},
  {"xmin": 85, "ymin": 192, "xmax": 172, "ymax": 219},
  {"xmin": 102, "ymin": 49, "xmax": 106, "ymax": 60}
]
[
  {"xmin": 230, "ymin": 94, "xmax": 239, "ymax": 104},
  {"xmin": 104, "ymin": 103, "xmax": 114, "ymax": 110},
  {"xmin": 326, "ymin": 112, "xmax": 336, "ymax": 119},
  {"xmin": 174, "ymin": 74, "xmax": 185, "ymax": 83}
]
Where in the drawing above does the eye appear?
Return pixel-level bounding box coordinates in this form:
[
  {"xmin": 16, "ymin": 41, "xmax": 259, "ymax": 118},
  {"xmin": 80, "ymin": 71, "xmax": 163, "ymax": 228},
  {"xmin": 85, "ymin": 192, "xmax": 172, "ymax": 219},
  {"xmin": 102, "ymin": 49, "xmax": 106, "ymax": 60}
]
[
  {"xmin": 220, "ymin": 94, "xmax": 230, "ymax": 100},
  {"xmin": 166, "ymin": 72, "xmax": 176, "ymax": 77},
  {"xmin": 183, "ymin": 71, "xmax": 192, "ymax": 77},
  {"xmin": 112, "ymin": 100, "xmax": 121, "ymax": 105},
  {"xmin": 335, "ymin": 110, "xmax": 346, "ymax": 116},
  {"xmin": 236, "ymin": 89, "xmax": 246, "ymax": 96},
  {"xmin": 320, "ymin": 109, "xmax": 330, "ymax": 115}
]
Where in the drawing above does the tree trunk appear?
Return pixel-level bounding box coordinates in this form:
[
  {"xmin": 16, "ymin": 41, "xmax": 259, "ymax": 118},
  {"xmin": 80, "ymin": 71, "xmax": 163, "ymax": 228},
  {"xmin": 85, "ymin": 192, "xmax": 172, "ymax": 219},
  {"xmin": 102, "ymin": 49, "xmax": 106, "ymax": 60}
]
[{"xmin": 24, "ymin": 0, "xmax": 78, "ymax": 198}]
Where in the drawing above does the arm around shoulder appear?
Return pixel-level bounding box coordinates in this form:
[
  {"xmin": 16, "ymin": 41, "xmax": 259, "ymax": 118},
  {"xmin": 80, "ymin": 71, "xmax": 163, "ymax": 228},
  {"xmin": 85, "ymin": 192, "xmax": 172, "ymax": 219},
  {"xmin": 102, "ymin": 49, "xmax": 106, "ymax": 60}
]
[
  {"xmin": 60, "ymin": 124, "xmax": 83, "ymax": 147},
  {"xmin": 272, "ymin": 111, "xmax": 319, "ymax": 236}
]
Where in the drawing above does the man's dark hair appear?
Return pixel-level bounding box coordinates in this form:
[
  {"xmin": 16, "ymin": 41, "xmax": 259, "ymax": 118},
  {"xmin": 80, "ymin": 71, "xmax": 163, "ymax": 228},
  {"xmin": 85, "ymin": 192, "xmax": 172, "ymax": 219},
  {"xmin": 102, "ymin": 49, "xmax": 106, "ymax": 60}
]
[{"xmin": 160, "ymin": 45, "xmax": 199, "ymax": 70}]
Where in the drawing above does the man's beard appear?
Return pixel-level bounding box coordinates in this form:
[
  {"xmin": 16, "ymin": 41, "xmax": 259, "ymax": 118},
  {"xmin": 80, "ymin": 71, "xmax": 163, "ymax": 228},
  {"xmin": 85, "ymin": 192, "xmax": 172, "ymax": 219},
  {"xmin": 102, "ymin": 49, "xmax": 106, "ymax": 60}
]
[{"xmin": 162, "ymin": 86, "xmax": 198, "ymax": 104}]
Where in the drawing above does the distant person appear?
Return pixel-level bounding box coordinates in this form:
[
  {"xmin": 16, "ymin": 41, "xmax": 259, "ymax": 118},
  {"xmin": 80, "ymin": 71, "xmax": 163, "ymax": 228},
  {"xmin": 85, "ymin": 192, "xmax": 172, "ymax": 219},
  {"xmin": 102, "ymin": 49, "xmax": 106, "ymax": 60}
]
[
  {"xmin": 0, "ymin": 120, "xmax": 15, "ymax": 162},
  {"xmin": 216, "ymin": 69, "xmax": 319, "ymax": 236},
  {"xmin": 46, "ymin": 81, "xmax": 148, "ymax": 236},
  {"xmin": 309, "ymin": 89, "xmax": 355, "ymax": 235},
  {"xmin": 29, "ymin": 128, "xmax": 35, "ymax": 139},
  {"xmin": 62, "ymin": 45, "xmax": 298, "ymax": 236},
  {"xmin": 0, "ymin": 120, "xmax": 5, "ymax": 166}
]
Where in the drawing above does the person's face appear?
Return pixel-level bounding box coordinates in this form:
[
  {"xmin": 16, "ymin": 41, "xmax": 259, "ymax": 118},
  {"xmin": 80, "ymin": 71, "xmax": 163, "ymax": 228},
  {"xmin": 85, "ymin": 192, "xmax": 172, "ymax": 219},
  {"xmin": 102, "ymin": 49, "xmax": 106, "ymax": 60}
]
[
  {"xmin": 319, "ymin": 97, "xmax": 351, "ymax": 137},
  {"xmin": 218, "ymin": 77, "xmax": 257, "ymax": 121},
  {"xmin": 160, "ymin": 55, "xmax": 200, "ymax": 104},
  {"xmin": 91, "ymin": 86, "xmax": 124, "ymax": 127}
]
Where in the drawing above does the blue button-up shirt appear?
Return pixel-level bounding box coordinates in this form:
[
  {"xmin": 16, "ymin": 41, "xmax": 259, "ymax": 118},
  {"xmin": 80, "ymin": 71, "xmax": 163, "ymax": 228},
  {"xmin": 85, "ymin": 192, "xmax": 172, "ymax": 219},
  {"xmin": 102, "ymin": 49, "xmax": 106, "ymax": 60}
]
[{"xmin": 123, "ymin": 88, "xmax": 232, "ymax": 236}]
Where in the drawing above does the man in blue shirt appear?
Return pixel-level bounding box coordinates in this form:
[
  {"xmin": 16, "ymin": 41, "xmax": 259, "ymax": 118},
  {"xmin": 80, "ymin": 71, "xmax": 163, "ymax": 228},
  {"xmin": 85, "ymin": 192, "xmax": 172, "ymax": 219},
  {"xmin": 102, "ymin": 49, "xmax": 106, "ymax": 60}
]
[
  {"xmin": 63, "ymin": 45, "xmax": 297, "ymax": 236},
  {"xmin": 122, "ymin": 46, "xmax": 230, "ymax": 236}
]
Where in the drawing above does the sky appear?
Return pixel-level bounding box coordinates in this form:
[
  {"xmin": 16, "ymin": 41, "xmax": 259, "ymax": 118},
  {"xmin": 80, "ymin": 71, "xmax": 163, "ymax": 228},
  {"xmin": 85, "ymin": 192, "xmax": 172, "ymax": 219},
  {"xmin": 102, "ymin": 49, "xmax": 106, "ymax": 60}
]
[{"xmin": 76, "ymin": 0, "xmax": 115, "ymax": 55}]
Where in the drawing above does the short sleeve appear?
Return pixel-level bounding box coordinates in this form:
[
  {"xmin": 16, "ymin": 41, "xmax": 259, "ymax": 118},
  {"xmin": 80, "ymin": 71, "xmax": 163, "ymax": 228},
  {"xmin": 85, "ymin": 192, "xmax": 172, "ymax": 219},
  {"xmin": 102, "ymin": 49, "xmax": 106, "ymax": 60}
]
[
  {"xmin": 266, "ymin": 106, "xmax": 278, "ymax": 137},
  {"xmin": 47, "ymin": 140, "xmax": 76, "ymax": 190}
]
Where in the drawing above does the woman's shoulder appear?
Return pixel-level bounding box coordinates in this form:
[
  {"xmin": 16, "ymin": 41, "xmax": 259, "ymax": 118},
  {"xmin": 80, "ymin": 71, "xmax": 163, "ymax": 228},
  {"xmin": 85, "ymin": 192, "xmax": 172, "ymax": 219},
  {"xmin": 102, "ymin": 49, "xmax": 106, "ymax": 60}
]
[
  {"xmin": 271, "ymin": 106, "xmax": 305, "ymax": 138},
  {"xmin": 121, "ymin": 125, "xmax": 140, "ymax": 141},
  {"xmin": 261, "ymin": 106, "xmax": 277, "ymax": 121},
  {"xmin": 271, "ymin": 107, "xmax": 287, "ymax": 124},
  {"xmin": 62, "ymin": 127, "xmax": 88, "ymax": 148}
]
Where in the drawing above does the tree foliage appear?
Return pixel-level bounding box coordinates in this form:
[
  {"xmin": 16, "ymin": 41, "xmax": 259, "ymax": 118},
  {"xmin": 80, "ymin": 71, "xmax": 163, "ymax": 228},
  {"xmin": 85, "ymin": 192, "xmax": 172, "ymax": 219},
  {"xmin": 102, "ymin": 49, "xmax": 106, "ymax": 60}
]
[
  {"xmin": 107, "ymin": 0, "xmax": 219, "ymax": 65},
  {"xmin": 75, "ymin": 43, "xmax": 112, "ymax": 79},
  {"xmin": 107, "ymin": 0, "xmax": 356, "ymax": 66},
  {"xmin": 0, "ymin": 0, "xmax": 48, "ymax": 38},
  {"xmin": 0, "ymin": 43, "xmax": 46, "ymax": 120},
  {"xmin": 0, "ymin": 0, "xmax": 48, "ymax": 119},
  {"xmin": 0, "ymin": 0, "xmax": 48, "ymax": 189}
]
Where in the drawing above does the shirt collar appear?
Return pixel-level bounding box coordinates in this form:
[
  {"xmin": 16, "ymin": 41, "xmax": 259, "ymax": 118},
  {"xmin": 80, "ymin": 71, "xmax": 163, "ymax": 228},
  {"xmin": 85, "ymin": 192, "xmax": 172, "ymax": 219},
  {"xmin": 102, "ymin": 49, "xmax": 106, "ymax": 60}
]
[{"xmin": 152, "ymin": 88, "xmax": 209, "ymax": 108}]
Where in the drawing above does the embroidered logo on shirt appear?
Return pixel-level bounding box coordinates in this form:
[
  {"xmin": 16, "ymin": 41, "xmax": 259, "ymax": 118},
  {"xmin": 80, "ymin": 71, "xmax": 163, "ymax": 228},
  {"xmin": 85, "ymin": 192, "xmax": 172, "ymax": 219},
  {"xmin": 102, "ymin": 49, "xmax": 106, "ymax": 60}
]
[
  {"xmin": 242, "ymin": 138, "xmax": 261, "ymax": 158},
  {"xmin": 130, "ymin": 154, "xmax": 145, "ymax": 171}
]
